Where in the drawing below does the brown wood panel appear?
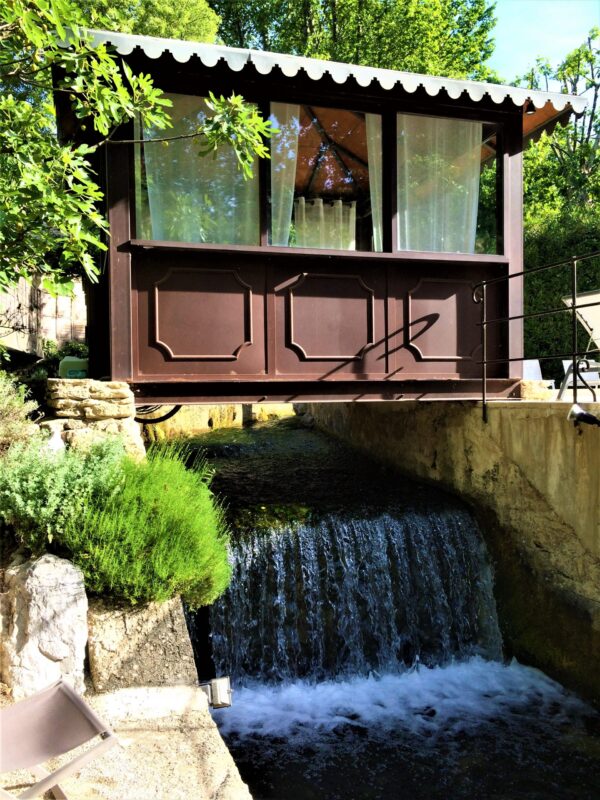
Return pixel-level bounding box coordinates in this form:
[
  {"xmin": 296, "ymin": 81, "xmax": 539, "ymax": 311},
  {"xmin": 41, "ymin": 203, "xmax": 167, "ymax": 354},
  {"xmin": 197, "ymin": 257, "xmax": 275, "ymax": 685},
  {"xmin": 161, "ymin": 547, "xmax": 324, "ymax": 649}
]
[
  {"xmin": 504, "ymin": 115, "xmax": 524, "ymax": 377},
  {"xmin": 272, "ymin": 263, "xmax": 387, "ymax": 378},
  {"xmin": 130, "ymin": 247, "xmax": 508, "ymax": 385},
  {"xmin": 405, "ymin": 278, "xmax": 481, "ymax": 364},
  {"xmin": 107, "ymin": 141, "xmax": 133, "ymax": 380},
  {"xmin": 387, "ymin": 264, "xmax": 506, "ymax": 379},
  {"xmin": 132, "ymin": 252, "xmax": 266, "ymax": 379},
  {"xmin": 131, "ymin": 379, "xmax": 521, "ymax": 404}
]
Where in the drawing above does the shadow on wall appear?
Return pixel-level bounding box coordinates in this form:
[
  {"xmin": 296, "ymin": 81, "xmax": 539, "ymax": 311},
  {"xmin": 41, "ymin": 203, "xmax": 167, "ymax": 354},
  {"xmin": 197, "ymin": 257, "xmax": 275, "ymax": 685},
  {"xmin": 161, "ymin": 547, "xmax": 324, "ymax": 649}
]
[{"xmin": 305, "ymin": 400, "xmax": 600, "ymax": 705}]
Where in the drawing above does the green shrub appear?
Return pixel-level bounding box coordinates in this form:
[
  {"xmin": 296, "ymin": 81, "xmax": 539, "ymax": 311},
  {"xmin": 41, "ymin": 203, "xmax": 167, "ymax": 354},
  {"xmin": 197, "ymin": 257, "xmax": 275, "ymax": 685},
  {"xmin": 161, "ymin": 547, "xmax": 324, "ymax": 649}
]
[
  {"xmin": 0, "ymin": 437, "xmax": 126, "ymax": 552},
  {"xmin": 61, "ymin": 445, "xmax": 230, "ymax": 607},
  {"xmin": 0, "ymin": 440, "xmax": 230, "ymax": 607},
  {"xmin": 0, "ymin": 372, "xmax": 39, "ymax": 453},
  {"xmin": 524, "ymin": 213, "xmax": 600, "ymax": 385}
]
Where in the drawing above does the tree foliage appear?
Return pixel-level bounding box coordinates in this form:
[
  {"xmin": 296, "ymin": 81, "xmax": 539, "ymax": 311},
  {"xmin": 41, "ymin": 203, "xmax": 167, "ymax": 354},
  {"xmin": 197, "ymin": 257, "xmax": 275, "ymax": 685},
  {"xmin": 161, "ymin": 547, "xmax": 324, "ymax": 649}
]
[
  {"xmin": 73, "ymin": 0, "xmax": 220, "ymax": 42},
  {"xmin": 521, "ymin": 28, "xmax": 599, "ymax": 223},
  {"xmin": 0, "ymin": 0, "xmax": 271, "ymax": 294},
  {"xmin": 210, "ymin": 0, "xmax": 496, "ymax": 78},
  {"xmin": 518, "ymin": 29, "xmax": 600, "ymax": 382},
  {"xmin": 0, "ymin": 0, "xmax": 171, "ymax": 293}
]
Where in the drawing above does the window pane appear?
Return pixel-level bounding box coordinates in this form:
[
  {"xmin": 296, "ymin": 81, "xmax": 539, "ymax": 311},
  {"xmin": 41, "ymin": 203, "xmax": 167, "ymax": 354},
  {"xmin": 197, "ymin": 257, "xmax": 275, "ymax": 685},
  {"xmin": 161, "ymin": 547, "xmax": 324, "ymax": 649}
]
[
  {"xmin": 396, "ymin": 114, "xmax": 498, "ymax": 254},
  {"xmin": 269, "ymin": 104, "xmax": 383, "ymax": 252},
  {"xmin": 135, "ymin": 94, "xmax": 259, "ymax": 245}
]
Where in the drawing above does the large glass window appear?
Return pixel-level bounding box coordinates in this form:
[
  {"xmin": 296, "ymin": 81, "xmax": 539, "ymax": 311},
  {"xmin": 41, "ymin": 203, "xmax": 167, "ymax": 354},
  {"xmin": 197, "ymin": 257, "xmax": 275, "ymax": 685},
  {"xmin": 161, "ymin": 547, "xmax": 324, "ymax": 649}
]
[
  {"xmin": 396, "ymin": 114, "xmax": 498, "ymax": 254},
  {"xmin": 135, "ymin": 93, "xmax": 260, "ymax": 244},
  {"xmin": 269, "ymin": 103, "xmax": 383, "ymax": 252},
  {"xmin": 134, "ymin": 96, "xmax": 499, "ymax": 255}
]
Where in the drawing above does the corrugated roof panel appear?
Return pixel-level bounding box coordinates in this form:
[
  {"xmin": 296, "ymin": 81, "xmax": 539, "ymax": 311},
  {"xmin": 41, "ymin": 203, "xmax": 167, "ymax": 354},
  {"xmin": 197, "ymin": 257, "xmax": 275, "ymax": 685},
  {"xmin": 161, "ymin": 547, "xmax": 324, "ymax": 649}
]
[{"xmin": 88, "ymin": 29, "xmax": 588, "ymax": 116}]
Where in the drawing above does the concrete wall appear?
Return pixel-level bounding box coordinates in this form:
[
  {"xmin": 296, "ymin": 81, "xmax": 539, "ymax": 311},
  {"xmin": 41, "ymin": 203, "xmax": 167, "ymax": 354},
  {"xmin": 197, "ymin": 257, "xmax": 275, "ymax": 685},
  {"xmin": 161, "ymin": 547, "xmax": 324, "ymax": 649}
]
[
  {"xmin": 308, "ymin": 400, "xmax": 600, "ymax": 703},
  {"xmin": 142, "ymin": 402, "xmax": 294, "ymax": 441}
]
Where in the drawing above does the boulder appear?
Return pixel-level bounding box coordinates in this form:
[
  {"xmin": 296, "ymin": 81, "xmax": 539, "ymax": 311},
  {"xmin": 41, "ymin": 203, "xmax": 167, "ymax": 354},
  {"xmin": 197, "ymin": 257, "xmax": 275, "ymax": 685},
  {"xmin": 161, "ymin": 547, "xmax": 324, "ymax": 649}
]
[{"xmin": 0, "ymin": 554, "xmax": 87, "ymax": 699}]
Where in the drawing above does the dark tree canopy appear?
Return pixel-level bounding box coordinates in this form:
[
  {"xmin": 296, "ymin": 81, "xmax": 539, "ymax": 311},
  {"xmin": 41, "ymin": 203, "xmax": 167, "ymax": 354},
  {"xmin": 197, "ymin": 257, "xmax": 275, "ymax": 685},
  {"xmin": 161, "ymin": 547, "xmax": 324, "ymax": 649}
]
[{"xmin": 209, "ymin": 0, "xmax": 497, "ymax": 79}]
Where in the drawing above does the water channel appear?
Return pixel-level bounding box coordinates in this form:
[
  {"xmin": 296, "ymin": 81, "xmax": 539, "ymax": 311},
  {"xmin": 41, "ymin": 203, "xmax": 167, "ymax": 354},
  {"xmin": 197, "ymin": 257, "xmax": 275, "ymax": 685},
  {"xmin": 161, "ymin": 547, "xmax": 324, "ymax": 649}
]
[{"xmin": 186, "ymin": 418, "xmax": 600, "ymax": 800}]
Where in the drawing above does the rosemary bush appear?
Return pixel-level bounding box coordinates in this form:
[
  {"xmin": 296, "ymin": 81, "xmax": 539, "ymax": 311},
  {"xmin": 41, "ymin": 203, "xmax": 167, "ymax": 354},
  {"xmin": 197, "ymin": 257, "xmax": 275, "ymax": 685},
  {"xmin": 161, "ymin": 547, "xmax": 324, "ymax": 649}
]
[
  {"xmin": 0, "ymin": 371, "xmax": 38, "ymax": 453},
  {"xmin": 0, "ymin": 441, "xmax": 230, "ymax": 607}
]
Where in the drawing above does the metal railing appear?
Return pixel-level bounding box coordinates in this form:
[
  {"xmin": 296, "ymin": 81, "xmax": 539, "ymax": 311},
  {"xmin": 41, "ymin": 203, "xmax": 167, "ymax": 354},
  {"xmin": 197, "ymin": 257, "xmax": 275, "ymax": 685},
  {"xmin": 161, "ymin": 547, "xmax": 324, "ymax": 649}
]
[{"xmin": 473, "ymin": 250, "xmax": 600, "ymax": 422}]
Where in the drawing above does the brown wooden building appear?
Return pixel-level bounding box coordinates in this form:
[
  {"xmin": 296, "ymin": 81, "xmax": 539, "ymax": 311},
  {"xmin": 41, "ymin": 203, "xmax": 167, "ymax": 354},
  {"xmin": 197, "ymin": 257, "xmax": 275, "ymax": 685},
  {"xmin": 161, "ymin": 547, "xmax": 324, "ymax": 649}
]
[{"xmin": 68, "ymin": 30, "xmax": 586, "ymax": 404}]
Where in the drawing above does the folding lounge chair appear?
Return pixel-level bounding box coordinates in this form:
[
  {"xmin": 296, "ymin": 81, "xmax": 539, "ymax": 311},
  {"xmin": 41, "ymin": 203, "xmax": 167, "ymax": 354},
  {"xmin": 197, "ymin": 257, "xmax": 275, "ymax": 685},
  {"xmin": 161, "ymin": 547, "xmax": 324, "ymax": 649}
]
[
  {"xmin": 523, "ymin": 359, "xmax": 555, "ymax": 389},
  {"xmin": 558, "ymin": 289, "xmax": 600, "ymax": 400},
  {"xmin": 0, "ymin": 679, "xmax": 118, "ymax": 799}
]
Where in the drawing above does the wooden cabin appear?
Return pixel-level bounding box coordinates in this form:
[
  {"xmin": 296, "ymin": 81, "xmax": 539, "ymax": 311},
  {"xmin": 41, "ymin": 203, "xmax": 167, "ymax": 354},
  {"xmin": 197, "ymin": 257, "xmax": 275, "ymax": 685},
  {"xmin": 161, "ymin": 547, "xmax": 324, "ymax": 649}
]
[{"xmin": 65, "ymin": 30, "xmax": 586, "ymax": 404}]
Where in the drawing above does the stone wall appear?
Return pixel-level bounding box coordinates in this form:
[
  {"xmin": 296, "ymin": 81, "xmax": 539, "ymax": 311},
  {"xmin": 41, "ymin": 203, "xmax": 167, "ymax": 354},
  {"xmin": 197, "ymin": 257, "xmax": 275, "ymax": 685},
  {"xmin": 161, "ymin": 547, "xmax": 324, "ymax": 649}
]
[
  {"xmin": 142, "ymin": 402, "xmax": 295, "ymax": 441},
  {"xmin": 307, "ymin": 400, "xmax": 600, "ymax": 703},
  {"xmin": 87, "ymin": 598, "xmax": 198, "ymax": 692},
  {"xmin": 41, "ymin": 378, "xmax": 145, "ymax": 457}
]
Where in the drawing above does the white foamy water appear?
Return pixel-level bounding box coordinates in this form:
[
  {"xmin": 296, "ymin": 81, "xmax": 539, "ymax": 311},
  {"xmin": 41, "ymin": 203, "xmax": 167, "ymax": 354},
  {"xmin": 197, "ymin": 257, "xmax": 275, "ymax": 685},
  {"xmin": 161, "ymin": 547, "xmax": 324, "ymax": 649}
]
[{"xmin": 214, "ymin": 657, "xmax": 589, "ymax": 740}]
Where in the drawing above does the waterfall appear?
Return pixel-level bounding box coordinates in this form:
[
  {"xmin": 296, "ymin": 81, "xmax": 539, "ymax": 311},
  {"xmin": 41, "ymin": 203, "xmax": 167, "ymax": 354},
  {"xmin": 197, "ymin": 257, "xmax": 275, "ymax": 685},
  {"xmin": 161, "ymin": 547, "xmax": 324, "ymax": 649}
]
[{"xmin": 210, "ymin": 507, "xmax": 502, "ymax": 683}]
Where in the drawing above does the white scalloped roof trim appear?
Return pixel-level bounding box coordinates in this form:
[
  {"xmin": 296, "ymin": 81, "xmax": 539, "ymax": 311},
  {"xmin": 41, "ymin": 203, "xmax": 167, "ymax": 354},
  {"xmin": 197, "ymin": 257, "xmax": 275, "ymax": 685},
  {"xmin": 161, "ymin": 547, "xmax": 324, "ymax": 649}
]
[{"xmin": 89, "ymin": 29, "xmax": 588, "ymax": 115}]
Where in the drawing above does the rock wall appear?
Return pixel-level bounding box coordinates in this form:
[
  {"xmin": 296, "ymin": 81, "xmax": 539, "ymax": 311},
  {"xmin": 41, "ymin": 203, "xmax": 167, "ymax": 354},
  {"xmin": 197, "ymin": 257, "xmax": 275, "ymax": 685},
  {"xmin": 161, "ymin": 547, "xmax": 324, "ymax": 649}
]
[
  {"xmin": 41, "ymin": 378, "xmax": 145, "ymax": 457},
  {"xmin": 0, "ymin": 554, "xmax": 87, "ymax": 699},
  {"xmin": 307, "ymin": 400, "xmax": 600, "ymax": 703},
  {"xmin": 87, "ymin": 598, "xmax": 198, "ymax": 692}
]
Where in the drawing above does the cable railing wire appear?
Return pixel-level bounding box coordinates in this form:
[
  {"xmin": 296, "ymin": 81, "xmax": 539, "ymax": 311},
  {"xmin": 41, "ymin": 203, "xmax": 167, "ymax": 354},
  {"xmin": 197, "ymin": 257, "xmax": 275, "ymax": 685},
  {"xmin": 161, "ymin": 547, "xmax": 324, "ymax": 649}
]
[{"xmin": 473, "ymin": 250, "xmax": 600, "ymax": 422}]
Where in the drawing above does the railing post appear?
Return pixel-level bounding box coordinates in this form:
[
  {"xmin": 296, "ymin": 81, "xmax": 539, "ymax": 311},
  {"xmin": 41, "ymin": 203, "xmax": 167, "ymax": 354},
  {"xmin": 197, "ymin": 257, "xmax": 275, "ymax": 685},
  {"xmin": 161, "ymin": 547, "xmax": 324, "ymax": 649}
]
[{"xmin": 571, "ymin": 256, "xmax": 578, "ymax": 406}]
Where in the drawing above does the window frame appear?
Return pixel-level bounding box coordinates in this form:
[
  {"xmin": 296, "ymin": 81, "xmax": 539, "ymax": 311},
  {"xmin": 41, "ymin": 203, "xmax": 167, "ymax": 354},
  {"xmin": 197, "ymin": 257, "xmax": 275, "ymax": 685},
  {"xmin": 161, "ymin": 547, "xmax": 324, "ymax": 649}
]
[{"xmin": 130, "ymin": 82, "xmax": 508, "ymax": 262}]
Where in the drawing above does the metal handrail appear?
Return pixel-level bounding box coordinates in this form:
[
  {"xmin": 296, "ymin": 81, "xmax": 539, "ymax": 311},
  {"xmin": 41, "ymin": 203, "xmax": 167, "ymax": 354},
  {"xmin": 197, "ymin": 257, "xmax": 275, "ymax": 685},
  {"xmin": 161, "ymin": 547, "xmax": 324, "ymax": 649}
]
[{"xmin": 473, "ymin": 250, "xmax": 600, "ymax": 421}]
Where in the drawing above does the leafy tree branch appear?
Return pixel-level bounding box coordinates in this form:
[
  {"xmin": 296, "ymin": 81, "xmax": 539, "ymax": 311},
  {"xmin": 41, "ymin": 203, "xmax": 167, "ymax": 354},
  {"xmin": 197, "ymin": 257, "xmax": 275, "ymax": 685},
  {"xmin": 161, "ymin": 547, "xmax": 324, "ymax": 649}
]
[{"xmin": 0, "ymin": 0, "xmax": 272, "ymax": 294}]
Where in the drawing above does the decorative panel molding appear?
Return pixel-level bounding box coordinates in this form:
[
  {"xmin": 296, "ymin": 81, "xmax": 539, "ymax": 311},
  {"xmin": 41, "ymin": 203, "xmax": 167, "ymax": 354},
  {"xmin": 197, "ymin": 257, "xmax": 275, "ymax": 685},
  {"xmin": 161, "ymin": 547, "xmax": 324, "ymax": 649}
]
[
  {"xmin": 153, "ymin": 267, "xmax": 252, "ymax": 360},
  {"xmin": 286, "ymin": 272, "xmax": 375, "ymax": 361},
  {"xmin": 406, "ymin": 278, "xmax": 480, "ymax": 362}
]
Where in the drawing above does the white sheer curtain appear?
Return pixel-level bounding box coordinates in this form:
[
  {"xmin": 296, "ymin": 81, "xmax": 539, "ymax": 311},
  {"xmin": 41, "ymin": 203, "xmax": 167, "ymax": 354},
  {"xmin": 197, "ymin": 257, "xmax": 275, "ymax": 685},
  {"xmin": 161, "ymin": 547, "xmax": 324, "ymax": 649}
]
[
  {"xmin": 141, "ymin": 93, "xmax": 259, "ymax": 244},
  {"xmin": 366, "ymin": 113, "xmax": 383, "ymax": 252},
  {"xmin": 294, "ymin": 198, "xmax": 357, "ymax": 250},
  {"xmin": 270, "ymin": 103, "xmax": 300, "ymax": 246},
  {"xmin": 397, "ymin": 115, "xmax": 482, "ymax": 253}
]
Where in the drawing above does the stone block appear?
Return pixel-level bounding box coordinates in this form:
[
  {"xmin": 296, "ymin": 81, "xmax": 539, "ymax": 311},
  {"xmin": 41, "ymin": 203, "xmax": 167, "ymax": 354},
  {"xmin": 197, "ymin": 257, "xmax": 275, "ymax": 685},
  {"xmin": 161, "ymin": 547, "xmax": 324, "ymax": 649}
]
[
  {"xmin": 87, "ymin": 597, "xmax": 198, "ymax": 692},
  {"xmin": 46, "ymin": 378, "xmax": 91, "ymax": 401},
  {"xmin": 63, "ymin": 419, "xmax": 86, "ymax": 430},
  {"xmin": 80, "ymin": 399, "xmax": 135, "ymax": 420},
  {"xmin": 89, "ymin": 384, "xmax": 132, "ymax": 401},
  {"xmin": 38, "ymin": 418, "xmax": 67, "ymax": 435},
  {"xmin": 518, "ymin": 379, "xmax": 555, "ymax": 401},
  {"xmin": 47, "ymin": 398, "xmax": 83, "ymax": 416},
  {"xmin": 62, "ymin": 427, "xmax": 112, "ymax": 449},
  {"xmin": 0, "ymin": 555, "xmax": 87, "ymax": 700},
  {"xmin": 116, "ymin": 417, "xmax": 146, "ymax": 459}
]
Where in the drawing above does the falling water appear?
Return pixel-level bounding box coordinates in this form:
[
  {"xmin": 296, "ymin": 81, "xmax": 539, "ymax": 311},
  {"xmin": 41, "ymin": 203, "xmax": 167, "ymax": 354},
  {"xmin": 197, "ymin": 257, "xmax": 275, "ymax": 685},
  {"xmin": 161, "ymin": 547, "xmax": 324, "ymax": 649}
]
[
  {"xmin": 211, "ymin": 508, "xmax": 502, "ymax": 683},
  {"xmin": 187, "ymin": 422, "xmax": 599, "ymax": 800}
]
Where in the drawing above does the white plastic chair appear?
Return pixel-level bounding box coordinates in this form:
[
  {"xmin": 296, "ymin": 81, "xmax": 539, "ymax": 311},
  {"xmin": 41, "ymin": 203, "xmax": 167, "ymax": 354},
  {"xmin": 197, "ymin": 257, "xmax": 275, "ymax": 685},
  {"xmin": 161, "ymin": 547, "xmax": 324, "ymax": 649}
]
[
  {"xmin": 523, "ymin": 359, "xmax": 554, "ymax": 389},
  {"xmin": 0, "ymin": 679, "xmax": 118, "ymax": 799},
  {"xmin": 558, "ymin": 290, "xmax": 600, "ymax": 399}
]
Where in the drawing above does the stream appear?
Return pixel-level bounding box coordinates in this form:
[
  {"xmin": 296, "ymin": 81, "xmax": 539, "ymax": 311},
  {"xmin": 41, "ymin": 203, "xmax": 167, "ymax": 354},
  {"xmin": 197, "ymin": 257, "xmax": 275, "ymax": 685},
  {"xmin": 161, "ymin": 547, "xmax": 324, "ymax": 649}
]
[{"xmin": 186, "ymin": 418, "xmax": 600, "ymax": 800}]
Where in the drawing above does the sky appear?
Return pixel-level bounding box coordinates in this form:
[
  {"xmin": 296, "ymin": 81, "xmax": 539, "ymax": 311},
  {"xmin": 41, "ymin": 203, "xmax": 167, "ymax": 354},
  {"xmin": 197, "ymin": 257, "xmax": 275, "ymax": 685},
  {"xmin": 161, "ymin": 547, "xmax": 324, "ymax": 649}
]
[{"xmin": 487, "ymin": 0, "xmax": 600, "ymax": 83}]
